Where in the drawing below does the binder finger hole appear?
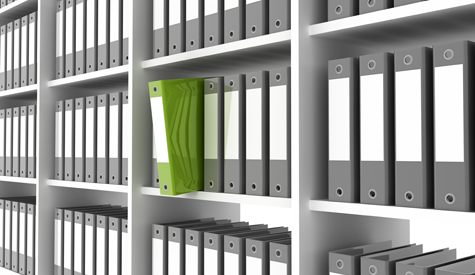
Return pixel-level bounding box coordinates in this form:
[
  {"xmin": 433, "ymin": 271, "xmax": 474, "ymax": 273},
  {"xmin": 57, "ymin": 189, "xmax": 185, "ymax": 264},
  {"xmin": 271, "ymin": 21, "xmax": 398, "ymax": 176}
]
[
  {"xmin": 276, "ymin": 185, "xmax": 281, "ymax": 192},
  {"xmin": 251, "ymin": 245, "xmax": 257, "ymax": 253},
  {"xmin": 190, "ymin": 235, "xmax": 194, "ymax": 241},
  {"xmin": 444, "ymin": 49, "xmax": 454, "ymax": 60},
  {"xmin": 229, "ymin": 31, "xmax": 234, "ymax": 38},
  {"xmin": 368, "ymin": 189, "xmax": 377, "ymax": 199},
  {"xmin": 100, "ymin": 61, "xmax": 104, "ymax": 67},
  {"xmin": 164, "ymin": 184, "xmax": 168, "ymax": 191},
  {"xmin": 113, "ymin": 59, "xmax": 116, "ymax": 64},
  {"xmin": 275, "ymin": 20, "xmax": 281, "ymax": 28},
  {"xmin": 335, "ymin": 64, "xmax": 343, "ymax": 74},
  {"xmin": 209, "ymin": 35, "xmax": 214, "ymax": 43},
  {"xmin": 367, "ymin": 0, "xmax": 375, "ymax": 7},
  {"xmin": 445, "ymin": 193, "xmax": 455, "ymax": 204},
  {"xmin": 156, "ymin": 229, "xmax": 160, "ymax": 235},
  {"xmin": 251, "ymin": 25, "xmax": 257, "ymax": 33},
  {"xmin": 336, "ymin": 259, "xmax": 344, "ymax": 269},
  {"xmin": 229, "ymin": 241, "xmax": 234, "ymax": 249},
  {"xmin": 153, "ymin": 86, "xmax": 158, "ymax": 93},
  {"xmin": 369, "ymin": 265, "xmax": 378, "ymax": 275},
  {"xmin": 209, "ymin": 83, "xmax": 214, "ymax": 90},
  {"xmin": 403, "ymin": 55, "xmax": 413, "ymax": 65},
  {"xmin": 336, "ymin": 187, "xmax": 343, "ymax": 197},
  {"xmin": 126, "ymin": 56, "xmax": 129, "ymax": 61},
  {"xmin": 405, "ymin": 191, "xmax": 414, "ymax": 202},
  {"xmin": 157, "ymin": 48, "xmax": 161, "ymax": 54},
  {"xmin": 229, "ymin": 80, "xmax": 234, "ymax": 87},
  {"xmin": 173, "ymin": 44, "xmax": 177, "ymax": 51},
  {"xmin": 209, "ymin": 181, "xmax": 214, "ymax": 188},
  {"xmin": 276, "ymin": 73, "xmax": 282, "ymax": 81},
  {"xmin": 229, "ymin": 182, "xmax": 234, "ymax": 189},
  {"xmin": 252, "ymin": 183, "xmax": 257, "ymax": 190},
  {"xmin": 368, "ymin": 60, "xmax": 376, "ymax": 70},
  {"xmin": 190, "ymin": 40, "xmax": 195, "ymax": 47},
  {"xmin": 252, "ymin": 77, "xmax": 257, "ymax": 84},
  {"xmin": 208, "ymin": 238, "xmax": 213, "ymax": 245},
  {"xmin": 172, "ymin": 232, "xmax": 176, "ymax": 238},
  {"xmin": 275, "ymin": 249, "xmax": 282, "ymax": 257}
]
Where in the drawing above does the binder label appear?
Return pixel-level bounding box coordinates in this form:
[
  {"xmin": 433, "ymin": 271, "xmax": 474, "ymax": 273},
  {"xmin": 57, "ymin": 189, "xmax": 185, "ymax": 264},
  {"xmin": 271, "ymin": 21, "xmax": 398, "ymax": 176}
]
[
  {"xmin": 329, "ymin": 78, "xmax": 350, "ymax": 161},
  {"xmin": 361, "ymin": 74, "xmax": 384, "ymax": 161},
  {"xmin": 64, "ymin": 221, "xmax": 71, "ymax": 269},
  {"xmin": 270, "ymin": 261, "xmax": 287, "ymax": 275},
  {"xmin": 97, "ymin": 227, "xmax": 105, "ymax": 275},
  {"xmin": 86, "ymin": 107, "xmax": 93, "ymax": 158},
  {"xmin": 224, "ymin": 91, "xmax": 239, "ymax": 159},
  {"xmin": 86, "ymin": 0, "xmax": 95, "ymax": 49},
  {"xmin": 154, "ymin": 0, "xmax": 165, "ymax": 29},
  {"xmin": 13, "ymin": 24, "xmax": 19, "ymax": 70},
  {"xmin": 247, "ymin": 0, "xmax": 261, "ymax": 4},
  {"xmin": 74, "ymin": 223, "xmax": 82, "ymax": 273},
  {"xmin": 6, "ymin": 26, "xmax": 11, "ymax": 71},
  {"xmin": 224, "ymin": 252, "xmax": 239, "ymax": 275},
  {"xmin": 0, "ymin": 117, "xmax": 4, "ymax": 157},
  {"xmin": 56, "ymin": 110, "xmax": 62, "ymax": 158},
  {"xmin": 186, "ymin": 245, "xmax": 199, "ymax": 275},
  {"xmin": 21, "ymin": 23, "xmax": 27, "ymax": 67},
  {"xmin": 29, "ymin": 17, "xmax": 36, "ymax": 66},
  {"xmin": 205, "ymin": 93, "xmax": 218, "ymax": 159},
  {"xmin": 12, "ymin": 208, "xmax": 17, "ymax": 252},
  {"xmin": 54, "ymin": 219, "xmax": 61, "ymax": 267},
  {"xmin": 97, "ymin": 106, "xmax": 106, "ymax": 158},
  {"xmin": 76, "ymin": 1, "xmax": 84, "ymax": 51},
  {"xmin": 122, "ymin": 230, "xmax": 129, "ymax": 275},
  {"xmin": 85, "ymin": 225, "xmax": 93, "ymax": 274},
  {"xmin": 75, "ymin": 107, "xmax": 83, "ymax": 157},
  {"xmin": 56, "ymin": 7, "xmax": 63, "ymax": 58},
  {"xmin": 168, "ymin": 242, "xmax": 180, "ymax": 275},
  {"xmin": 204, "ymin": 248, "xmax": 218, "ymax": 275},
  {"xmin": 65, "ymin": 108, "xmax": 72, "ymax": 158},
  {"xmin": 110, "ymin": 0, "xmax": 119, "ymax": 42},
  {"xmin": 109, "ymin": 230, "xmax": 118, "ymax": 275},
  {"xmin": 270, "ymin": 85, "xmax": 287, "ymax": 160},
  {"xmin": 27, "ymin": 212, "xmax": 33, "ymax": 257},
  {"xmin": 205, "ymin": 0, "xmax": 218, "ymax": 16},
  {"xmin": 110, "ymin": 104, "xmax": 119, "ymax": 158},
  {"xmin": 6, "ymin": 113, "xmax": 10, "ymax": 157},
  {"xmin": 0, "ymin": 31, "xmax": 4, "ymax": 73},
  {"xmin": 66, "ymin": 5, "xmax": 73, "ymax": 55},
  {"xmin": 0, "ymin": 210, "xmax": 3, "ymax": 248},
  {"xmin": 225, "ymin": 0, "xmax": 239, "ymax": 10},
  {"xmin": 123, "ymin": 0, "xmax": 131, "ymax": 39},
  {"xmin": 151, "ymin": 97, "xmax": 169, "ymax": 163},
  {"xmin": 170, "ymin": 0, "xmax": 181, "ymax": 25},
  {"xmin": 152, "ymin": 239, "xmax": 163, "ymax": 275},
  {"xmin": 28, "ymin": 113, "xmax": 34, "ymax": 157},
  {"xmin": 13, "ymin": 114, "xmax": 18, "ymax": 157},
  {"xmin": 246, "ymin": 257, "xmax": 262, "ymax": 274},
  {"xmin": 98, "ymin": 0, "xmax": 106, "ymax": 46},
  {"xmin": 396, "ymin": 69, "xmax": 422, "ymax": 161},
  {"xmin": 435, "ymin": 65, "xmax": 464, "ymax": 162},
  {"xmin": 246, "ymin": 88, "xmax": 262, "ymax": 159},
  {"xmin": 187, "ymin": 0, "xmax": 199, "ymax": 20}
]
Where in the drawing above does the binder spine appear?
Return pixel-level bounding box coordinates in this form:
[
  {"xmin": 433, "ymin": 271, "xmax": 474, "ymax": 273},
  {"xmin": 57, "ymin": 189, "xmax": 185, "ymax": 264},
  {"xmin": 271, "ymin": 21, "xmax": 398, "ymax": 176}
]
[
  {"xmin": 13, "ymin": 19, "xmax": 21, "ymax": 88},
  {"xmin": 65, "ymin": 0, "xmax": 76, "ymax": 77},
  {"xmin": 269, "ymin": 0, "xmax": 290, "ymax": 33},
  {"xmin": 20, "ymin": 16, "xmax": 28, "ymax": 87},
  {"xmin": 57, "ymin": 0, "xmax": 65, "ymax": 79},
  {"xmin": 97, "ymin": 0, "xmax": 110, "ymax": 70},
  {"xmin": 6, "ymin": 23, "xmax": 12, "ymax": 89},
  {"xmin": 224, "ymin": 0, "xmax": 244, "ymax": 43},
  {"xmin": 26, "ymin": 205, "xmax": 35, "ymax": 275},
  {"xmin": 394, "ymin": 0, "xmax": 424, "ymax": 7},
  {"xmin": 185, "ymin": 230, "xmax": 201, "ymax": 275},
  {"xmin": 269, "ymin": 242, "xmax": 291, "ymax": 275},
  {"xmin": 168, "ymin": 227, "xmax": 183, "ymax": 275},
  {"xmin": 28, "ymin": 106, "xmax": 36, "ymax": 178},
  {"xmin": 109, "ymin": 92, "xmax": 122, "ymax": 184},
  {"xmin": 186, "ymin": 0, "xmax": 203, "ymax": 51},
  {"xmin": 121, "ymin": 219, "xmax": 129, "ymax": 275},
  {"xmin": 246, "ymin": 240, "xmax": 265, "ymax": 275},
  {"xmin": 56, "ymin": 101, "xmax": 65, "ymax": 180},
  {"xmin": 109, "ymin": 0, "xmax": 122, "ymax": 67},
  {"xmin": 63, "ymin": 210, "xmax": 73, "ymax": 275},
  {"xmin": 97, "ymin": 94, "xmax": 109, "ymax": 183},
  {"xmin": 0, "ymin": 200, "xmax": 4, "ymax": 267},
  {"xmin": 169, "ymin": 0, "xmax": 185, "ymax": 55},
  {"xmin": 20, "ymin": 107, "xmax": 27, "ymax": 177},
  {"xmin": 0, "ymin": 26, "xmax": 5, "ymax": 90},
  {"xmin": 84, "ymin": 214, "xmax": 95, "ymax": 275},
  {"xmin": 4, "ymin": 201, "xmax": 11, "ymax": 269},
  {"xmin": 75, "ymin": 0, "xmax": 86, "ymax": 74},
  {"xmin": 75, "ymin": 98, "xmax": 85, "ymax": 182},
  {"xmin": 108, "ymin": 218, "xmax": 121, "ymax": 275},
  {"xmin": 85, "ymin": 96, "xmax": 97, "ymax": 182},
  {"xmin": 5, "ymin": 109, "xmax": 11, "ymax": 176},
  {"xmin": 245, "ymin": 0, "xmax": 269, "ymax": 38},
  {"xmin": 122, "ymin": 92, "xmax": 129, "ymax": 185},
  {"xmin": 28, "ymin": 13, "xmax": 37, "ymax": 85},
  {"xmin": 0, "ymin": 110, "xmax": 5, "ymax": 176},
  {"xmin": 204, "ymin": 0, "xmax": 223, "ymax": 48},
  {"xmin": 11, "ymin": 202, "xmax": 18, "ymax": 272},
  {"xmin": 65, "ymin": 100, "xmax": 75, "ymax": 181},
  {"xmin": 86, "ymin": 0, "xmax": 97, "ymax": 72},
  {"xmin": 12, "ymin": 107, "xmax": 20, "ymax": 177},
  {"xmin": 73, "ymin": 213, "xmax": 83, "ymax": 275},
  {"xmin": 328, "ymin": 0, "xmax": 358, "ymax": 21},
  {"xmin": 96, "ymin": 215, "xmax": 108, "ymax": 275},
  {"xmin": 122, "ymin": 0, "xmax": 130, "ymax": 64},
  {"xmin": 18, "ymin": 203, "xmax": 26, "ymax": 275},
  {"xmin": 153, "ymin": 0, "xmax": 169, "ymax": 58},
  {"xmin": 224, "ymin": 236, "xmax": 242, "ymax": 275}
]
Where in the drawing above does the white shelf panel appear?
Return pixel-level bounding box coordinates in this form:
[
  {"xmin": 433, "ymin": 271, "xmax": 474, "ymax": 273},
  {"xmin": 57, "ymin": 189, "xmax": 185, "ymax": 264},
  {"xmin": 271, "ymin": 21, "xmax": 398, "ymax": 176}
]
[
  {"xmin": 0, "ymin": 267, "xmax": 23, "ymax": 275},
  {"xmin": 0, "ymin": 84, "xmax": 37, "ymax": 99},
  {"xmin": 48, "ymin": 180, "xmax": 128, "ymax": 193},
  {"xmin": 142, "ymin": 187, "xmax": 291, "ymax": 208},
  {"xmin": 0, "ymin": 176, "xmax": 36, "ymax": 185},
  {"xmin": 48, "ymin": 65, "xmax": 129, "ymax": 89},
  {"xmin": 309, "ymin": 0, "xmax": 475, "ymax": 50},
  {"xmin": 142, "ymin": 31, "xmax": 291, "ymax": 75},
  {"xmin": 0, "ymin": 0, "xmax": 38, "ymax": 26},
  {"xmin": 310, "ymin": 200, "xmax": 475, "ymax": 225}
]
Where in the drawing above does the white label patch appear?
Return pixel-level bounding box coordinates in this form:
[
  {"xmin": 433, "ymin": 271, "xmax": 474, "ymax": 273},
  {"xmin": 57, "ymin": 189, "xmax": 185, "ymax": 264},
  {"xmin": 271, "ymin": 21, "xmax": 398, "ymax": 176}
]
[{"xmin": 361, "ymin": 74, "xmax": 384, "ymax": 162}]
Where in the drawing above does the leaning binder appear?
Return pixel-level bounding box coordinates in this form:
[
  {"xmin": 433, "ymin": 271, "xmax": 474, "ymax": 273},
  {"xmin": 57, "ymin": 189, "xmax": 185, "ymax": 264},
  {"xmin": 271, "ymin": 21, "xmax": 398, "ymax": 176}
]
[
  {"xmin": 204, "ymin": 0, "xmax": 223, "ymax": 48},
  {"xmin": 56, "ymin": 101, "xmax": 65, "ymax": 180},
  {"xmin": 246, "ymin": 71, "xmax": 269, "ymax": 196},
  {"xmin": 153, "ymin": 0, "xmax": 168, "ymax": 58},
  {"xmin": 109, "ymin": 92, "xmax": 122, "ymax": 184},
  {"xmin": 360, "ymin": 52, "xmax": 395, "ymax": 205},
  {"xmin": 20, "ymin": 16, "xmax": 28, "ymax": 87},
  {"xmin": 434, "ymin": 40, "xmax": 475, "ymax": 212},
  {"xmin": 269, "ymin": 239, "xmax": 291, "ymax": 275},
  {"xmin": 28, "ymin": 13, "xmax": 37, "ymax": 85},
  {"xmin": 246, "ymin": 0, "xmax": 268, "ymax": 38},
  {"xmin": 109, "ymin": 0, "xmax": 122, "ymax": 67},
  {"xmin": 97, "ymin": 94, "xmax": 109, "ymax": 183},
  {"xmin": 75, "ymin": 0, "xmax": 86, "ymax": 74},
  {"xmin": 204, "ymin": 77, "xmax": 224, "ymax": 192},
  {"xmin": 122, "ymin": 92, "xmax": 129, "ymax": 185},
  {"xmin": 122, "ymin": 0, "xmax": 130, "ymax": 64},
  {"xmin": 20, "ymin": 107, "xmax": 27, "ymax": 177},
  {"xmin": 149, "ymin": 78, "xmax": 205, "ymax": 195},
  {"xmin": 13, "ymin": 19, "xmax": 21, "ymax": 88},
  {"xmin": 328, "ymin": 58, "xmax": 360, "ymax": 203},
  {"xmin": 328, "ymin": 0, "xmax": 358, "ymax": 21},
  {"xmin": 86, "ymin": 0, "xmax": 97, "ymax": 72},
  {"xmin": 223, "ymin": 74, "xmax": 245, "ymax": 194},
  {"xmin": 12, "ymin": 108, "xmax": 19, "ymax": 177},
  {"xmin": 169, "ymin": 0, "xmax": 185, "ymax": 55},
  {"xmin": 27, "ymin": 106, "xmax": 36, "ymax": 178},
  {"xmin": 269, "ymin": 68, "xmax": 291, "ymax": 198},
  {"xmin": 186, "ymin": 0, "xmax": 203, "ymax": 51},
  {"xmin": 0, "ymin": 110, "xmax": 4, "ymax": 176},
  {"xmin": 65, "ymin": 0, "xmax": 75, "ymax": 77},
  {"xmin": 224, "ymin": 0, "xmax": 244, "ymax": 43},
  {"xmin": 75, "ymin": 98, "xmax": 85, "ymax": 182},
  {"xmin": 97, "ymin": 0, "xmax": 109, "ymax": 70},
  {"xmin": 26, "ymin": 204, "xmax": 35, "ymax": 275},
  {"xmin": 395, "ymin": 47, "xmax": 434, "ymax": 208},
  {"xmin": 152, "ymin": 135, "xmax": 159, "ymax": 187},
  {"xmin": 6, "ymin": 23, "xmax": 13, "ymax": 89},
  {"xmin": 269, "ymin": 0, "xmax": 290, "ymax": 33},
  {"xmin": 5, "ymin": 109, "xmax": 11, "ymax": 176},
  {"xmin": 57, "ymin": 0, "xmax": 65, "ymax": 79},
  {"xmin": 65, "ymin": 99, "xmax": 74, "ymax": 181},
  {"xmin": 85, "ymin": 96, "xmax": 97, "ymax": 182},
  {"xmin": 0, "ymin": 25, "xmax": 5, "ymax": 90}
]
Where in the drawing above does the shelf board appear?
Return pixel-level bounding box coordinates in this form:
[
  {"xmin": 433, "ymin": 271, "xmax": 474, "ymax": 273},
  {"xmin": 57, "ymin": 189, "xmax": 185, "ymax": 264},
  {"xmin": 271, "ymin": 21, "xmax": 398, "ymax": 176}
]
[
  {"xmin": 48, "ymin": 65, "xmax": 129, "ymax": 88},
  {"xmin": 0, "ymin": 0, "xmax": 38, "ymax": 26},
  {"xmin": 142, "ymin": 187, "xmax": 291, "ymax": 208},
  {"xmin": 0, "ymin": 176, "xmax": 36, "ymax": 185},
  {"xmin": 0, "ymin": 84, "xmax": 37, "ymax": 99},
  {"xmin": 0, "ymin": 267, "xmax": 23, "ymax": 275},
  {"xmin": 142, "ymin": 31, "xmax": 291, "ymax": 75},
  {"xmin": 309, "ymin": 0, "xmax": 475, "ymax": 50},
  {"xmin": 48, "ymin": 180, "xmax": 128, "ymax": 193},
  {"xmin": 310, "ymin": 200, "xmax": 475, "ymax": 225}
]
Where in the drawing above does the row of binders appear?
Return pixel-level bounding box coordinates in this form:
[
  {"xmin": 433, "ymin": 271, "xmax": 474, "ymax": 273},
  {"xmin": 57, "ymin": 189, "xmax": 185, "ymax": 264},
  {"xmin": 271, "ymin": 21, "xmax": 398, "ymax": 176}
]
[
  {"xmin": 0, "ymin": 12, "xmax": 38, "ymax": 90},
  {"xmin": 328, "ymin": 40, "xmax": 475, "ymax": 212},
  {"xmin": 56, "ymin": 0, "xmax": 130, "ymax": 78},
  {"xmin": 54, "ymin": 204, "xmax": 128, "ymax": 275},
  {"xmin": 149, "ymin": 68, "xmax": 291, "ymax": 197},
  {"xmin": 0, "ymin": 106, "xmax": 37, "ymax": 178},
  {"xmin": 152, "ymin": 218, "xmax": 291, "ymax": 275},
  {"xmin": 330, "ymin": 241, "xmax": 475, "ymax": 275},
  {"xmin": 153, "ymin": 0, "xmax": 290, "ymax": 58},
  {"xmin": 55, "ymin": 92, "xmax": 130, "ymax": 184},
  {"xmin": 0, "ymin": 197, "xmax": 36, "ymax": 275},
  {"xmin": 328, "ymin": 0, "xmax": 425, "ymax": 21}
]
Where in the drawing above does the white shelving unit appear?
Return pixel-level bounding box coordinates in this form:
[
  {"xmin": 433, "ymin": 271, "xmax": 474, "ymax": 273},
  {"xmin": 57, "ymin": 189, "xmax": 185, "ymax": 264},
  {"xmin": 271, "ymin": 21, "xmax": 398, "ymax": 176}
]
[{"xmin": 0, "ymin": 0, "xmax": 472, "ymax": 274}]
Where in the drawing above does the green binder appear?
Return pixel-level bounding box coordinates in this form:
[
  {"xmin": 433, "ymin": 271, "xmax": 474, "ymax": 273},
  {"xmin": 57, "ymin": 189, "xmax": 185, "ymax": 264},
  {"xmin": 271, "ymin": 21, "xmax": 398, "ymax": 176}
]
[{"xmin": 149, "ymin": 78, "xmax": 205, "ymax": 196}]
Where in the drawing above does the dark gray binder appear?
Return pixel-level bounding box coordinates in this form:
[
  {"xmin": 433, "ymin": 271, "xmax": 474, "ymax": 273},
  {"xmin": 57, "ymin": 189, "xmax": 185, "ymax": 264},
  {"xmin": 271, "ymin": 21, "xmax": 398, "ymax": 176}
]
[
  {"xmin": 204, "ymin": 77, "xmax": 224, "ymax": 192},
  {"xmin": 65, "ymin": 0, "xmax": 76, "ymax": 77},
  {"xmin": 269, "ymin": 68, "xmax": 291, "ymax": 198},
  {"xmin": 5, "ymin": 109, "xmax": 11, "ymax": 176},
  {"xmin": 56, "ymin": 1, "xmax": 65, "ymax": 79},
  {"xmin": 6, "ymin": 23, "xmax": 13, "ymax": 89},
  {"xmin": 204, "ymin": 0, "xmax": 223, "ymax": 48},
  {"xmin": 224, "ymin": 0, "xmax": 244, "ymax": 43},
  {"xmin": 86, "ymin": 0, "xmax": 97, "ymax": 73},
  {"xmin": 395, "ymin": 47, "xmax": 434, "ymax": 208},
  {"xmin": 269, "ymin": 0, "xmax": 290, "ymax": 33},
  {"xmin": 246, "ymin": 71, "xmax": 270, "ymax": 196},
  {"xmin": 246, "ymin": 0, "xmax": 268, "ymax": 39},
  {"xmin": 75, "ymin": 98, "xmax": 85, "ymax": 182},
  {"xmin": 109, "ymin": 0, "xmax": 122, "ymax": 67},
  {"xmin": 97, "ymin": 0, "xmax": 110, "ymax": 70},
  {"xmin": 394, "ymin": 0, "xmax": 424, "ymax": 7},
  {"xmin": 12, "ymin": 107, "xmax": 20, "ymax": 177},
  {"xmin": 359, "ymin": 52, "xmax": 395, "ymax": 205},
  {"xmin": 0, "ymin": 26, "xmax": 5, "ymax": 90},
  {"xmin": 13, "ymin": 19, "xmax": 21, "ymax": 88},
  {"xmin": 28, "ymin": 13, "xmax": 37, "ymax": 85},
  {"xmin": 20, "ymin": 107, "xmax": 27, "ymax": 178},
  {"xmin": 65, "ymin": 100, "xmax": 75, "ymax": 181},
  {"xmin": 97, "ymin": 94, "xmax": 109, "ymax": 183},
  {"xmin": 109, "ymin": 92, "xmax": 122, "ymax": 184},
  {"xmin": 75, "ymin": 0, "xmax": 86, "ymax": 74},
  {"xmin": 122, "ymin": 92, "xmax": 129, "ymax": 185},
  {"xmin": 153, "ymin": 0, "xmax": 169, "ymax": 57},
  {"xmin": 328, "ymin": 0, "xmax": 358, "ymax": 21},
  {"xmin": 359, "ymin": 0, "xmax": 393, "ymax": 15},
  {"xmin": 27, "ymin": 106, "xmax": 36, "ymax": 178},
  {"xmin": 223, "ymin": 74, "xmax": 245, "ymax": 194},
  {"xmin": 328, "ymin": 58, "xmax": 360, "ymax": 203},
  {"xmin": 85, "ymin": 96, "xmax": 97, "ymax": 183},
  {"xmin": 186, "ymin": 0, "xmax": 204, "ymax": 51},
  {"xmin": 0, "ymin": 110, "xmax": 5, "ymax": 176},
  {"xmin": 169, "ymin": 0, "xmax": 185, "ymax": 55},
  {"xmin": 20, "ymin": 16, "xmax": 28, "ymax": 87}
]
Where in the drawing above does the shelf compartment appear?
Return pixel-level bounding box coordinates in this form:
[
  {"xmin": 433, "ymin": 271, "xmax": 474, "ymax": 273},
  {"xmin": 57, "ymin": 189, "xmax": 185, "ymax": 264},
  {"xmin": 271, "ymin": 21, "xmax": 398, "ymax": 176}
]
[
  {"xmin": 48, "ymin": 65, "xmax": 129, "ymax": 88},
  {"xmin": 0, "ymin": 0, "xmax": 38, "ymax": 27},
  {"xmin": 142, "ymin": 187, "xmax": 291, "ymax": 208},
  {"xmin": 0, "ymin": 176, "xmax": 37, "ymax": 185},
  {"xmin": 142, "ymin": 31, "xmax": 291, "ymax": 75},
  {"xmin": 310, "ymin": 200, "xmax": 475, "ymax": 225},
  {"xmin": 309, "ymin": 0, "xmax": 475, "ymax": 51},
  {"xmin": 0, "ymin": 84, "xmax": 37, "ymax": 99},
  {"xmin": 48, "ymin": 180, "xmax": 128, "ymax": 193}
]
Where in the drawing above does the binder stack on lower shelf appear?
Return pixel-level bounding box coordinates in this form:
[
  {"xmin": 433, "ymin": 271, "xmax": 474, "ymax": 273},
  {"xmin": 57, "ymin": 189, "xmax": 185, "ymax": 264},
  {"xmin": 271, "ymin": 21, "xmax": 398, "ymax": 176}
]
[
  {"xmin": 54, "ymin": 204, "xmax": 128, "ymax": 275},
  {"xmin": 0, "ymin": 196, "xmax": 36, "ymax": 275},
  {"xmin": 152, "ymin": 217, "xmax": 291, "ymax": 275}
]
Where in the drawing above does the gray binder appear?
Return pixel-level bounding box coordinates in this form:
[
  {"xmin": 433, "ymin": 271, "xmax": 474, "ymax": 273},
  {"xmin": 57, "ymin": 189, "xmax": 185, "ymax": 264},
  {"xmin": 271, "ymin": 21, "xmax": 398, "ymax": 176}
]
[
  {"xmin": 65, "ymin": 0, "xmax": 76, "ymax": 77},
  {"xmin": 5, "ymin": 109, "xmax": 11, "ymax": 176},
  {"xmin": 204, "ymin": 78, "xmax": 224, "ymax": 192},
  {"xmin": 0, "ymin": 200, "xmax": 4, "ymax": 267},
  {"xmin": 13, "ymin": 19, "xmax": 21, "ymax": 88},
  {"xmin": 361, "ymin": 244, "xmax": 423, "ymax": 275},
  {"xmin": 28, "ymin": 13, "xmax": 37, "ymax": 85},
  {"xmin": 4, "ymin": 201, "xmax": 11, "ymax": 269},
  {"xmin": 12, "ymin": 107, "xmax": 19, "ymax": 177},
  {"xmin": 20, "ymin": 16, "xmax": 28, "ymax": 87},
  {"xmin": 97, "ymin": 0, "xmax": 110, "ymax": 70},
  {"xmin": 86, "ymin": 0, "xmax": 97, "ymax": 72},
  {"xmin": 0, "ymin": 0, "xmax": 4, "ymax": 8},
  {"xmin": 56, "ymin": 1, "xmax": 65, "ymax": 79},
  {"xmin": 396, "ymin": 249, "xmax": 456, "ymax": 275},
  {"xmin": 204, "ymin": 0, "xmax": 223, "ymax": 48},
  {"xmin": 65, "ymin": 100, "xmax": 74, "ymax": 181},
  {"xmin": 11, "ymin": 201, "xmax": 19, "ymax": 272},
  {"xmin": 269, "ymin": 240, "xmax": 291, "ymax": 275},
  {"xmin": 109, "ymin": 0, "xmax": 122, "ymax": 67},
  {"xmin": 246, "ymin": 71, "xmax": 270, "ymax": 196},
  {"xmin": 434, "ymin": 41, "xmax": 475, "ymax": 212},
  {"xmin": 359, "ymin": 0, "xmax": 392, "ymax": 14},
  {"xmin": 122, "ymin": 92, "xmax": 129, "ymax": 185},
  {"xmin": 6, "ymin": 23, "xmax": 13, "ymax": 89},
  {"xmin": 394, "ymin": 0, "xmax": 424, "ymax": 7},
  {"xmin": 269, "ymin": 0, "xmax": 290, "ymax": 33},
  {"xmin": 97, "ymin": 94, "xmax": 109, "ymax": 183},
  {"xmin": 85, "ymin": 96, "xmax": 97, "ymax": 182},
  {"xmin": 269, "ymin": 68, "xmax": 291, "ymax": 198},
  {"xmin": 108, "ymin": 217, "xmax": 121, "ymax": 274},
  {"xmin": 122, "ymin": 0, "xmax": 130, "ymax": 64},
  {"xmin": 20, "ymin": 107, "xmax": 27, "ymax": 177},
  {"xmin": 328, "ymin": 0, "xmax": 358, "ymax": 21},
  {"xmin": 245, "ymin": 233, "xmax": 291, "ymax": 275},
  {"xmin": 56, "ymin": 102, "xmax": 65, "ymax": 180},
  {"xmin": 153, "ymin": 0, "xmax": 168, "ymax": 57},
  {"xmin": 223, "ymin": 74, "xmax": 245, "ymax": 194},
  {"xmin": 169, "ymin": 0, "xmax": 185, "ymax": 55},
  {"xmin": 186, "ymin": 0, "xmax": 204, "ymax": 51},
  {"xmin": 75, "ymin": 98, "xmax": 85, "ymax": 182},
  {"xmin": 75, "ymin": 0, "xmax": 86, "ymax": 74},
  {"xmin": 0, "ymin": 110, "xmax": 5, "ymax": 176},
  {"xmin": 27, "ymin": 106, "xmax": 36, "ymax": 178},
  {"xmin": 26, "ymin": 204, "xmax": 35, "ymax": 275},
  {"xmin": 360, "ymin": 52, "xmax": 395, "ymax": 205},
  {"xmin": 328, "ymin": 58, "xmax": 360, "ymax": 203},
  {"xmin": 18, "ymin": 203, "xmax": 26, "ymax": 275},
  {"xmin": 224, "ymin": 0, "xmax": 244, "ymax": 43},
  {"xmin": 109, "ymin": 92, "xmax": 122, "ymax": 184},
  {"xmin": 0, "ymin": 26, "xmax": 5, "ymax": 90},
  {"xmin": 246, "ymin": 0, "xmax": 268, "ymax": 38},
  {"xmin": 63, "ymin": 210, "xmax": 74, "ymax": 275},
  {"xmin": 395, "ymin": 47, "xmax": 434, "ymax": 208},
  {"xmin": 435, "ymin": 256, "xmax": 475, "ymax": 275}
]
